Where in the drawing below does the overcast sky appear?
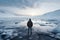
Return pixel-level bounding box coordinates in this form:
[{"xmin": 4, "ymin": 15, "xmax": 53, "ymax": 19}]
[{"xmin": 0, "ymin": 0, "xmax": 60, "ymax": 16}]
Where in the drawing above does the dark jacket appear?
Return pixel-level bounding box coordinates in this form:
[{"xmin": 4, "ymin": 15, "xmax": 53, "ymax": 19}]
[{"xmin": 27, "ymin": 19, "xmax": 33, "ymax": 28}]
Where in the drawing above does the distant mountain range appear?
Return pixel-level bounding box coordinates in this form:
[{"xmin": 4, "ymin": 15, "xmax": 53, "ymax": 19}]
[
  {"xmin": 0, "ymin": 8, "xmax": 60, "ymax": 20},
  {"xmin": 37, "ymin": 9, "xmax": 60, "ymax": 20}
]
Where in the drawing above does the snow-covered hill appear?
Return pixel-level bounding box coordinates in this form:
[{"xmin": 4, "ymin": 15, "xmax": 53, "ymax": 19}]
[{"xmin": 40, "ymin": 10, "xmax": 60, "ymax": 20}]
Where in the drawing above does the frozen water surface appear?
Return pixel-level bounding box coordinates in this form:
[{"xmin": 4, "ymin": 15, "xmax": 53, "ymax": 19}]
[{"xmin": 0, "ymin": 17, "xmax": 60, "ymax": 40}]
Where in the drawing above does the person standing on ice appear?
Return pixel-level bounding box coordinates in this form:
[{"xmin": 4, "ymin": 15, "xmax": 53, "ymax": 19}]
[{"xmin": 27, "ymin": 18, "xmax": 33, "ymax": 40}]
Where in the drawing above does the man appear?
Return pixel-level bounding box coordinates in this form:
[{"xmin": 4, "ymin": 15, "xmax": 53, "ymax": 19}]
[
  {"xmin": 27, "ymin": 18, "xmax": 33, "ymax": 40},
  {"xmin": 27, "ymin": 19, "xmax": 33, "ymax": 28}
]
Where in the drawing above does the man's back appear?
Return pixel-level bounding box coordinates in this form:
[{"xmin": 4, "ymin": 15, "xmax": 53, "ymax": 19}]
[{"xmin": 27, "ymin": 19, "xmax": 33, "ymax": 28}]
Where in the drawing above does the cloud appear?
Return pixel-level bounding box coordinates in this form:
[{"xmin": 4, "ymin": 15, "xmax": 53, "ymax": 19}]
[
  {"xmin": 0, "ymin": 0, "xmax": 60, "ymax": 16},
  {"xmin": 0, "ymin": 0, "xmax": 60, "ymax": 7}
]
